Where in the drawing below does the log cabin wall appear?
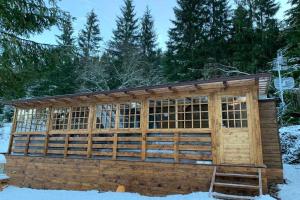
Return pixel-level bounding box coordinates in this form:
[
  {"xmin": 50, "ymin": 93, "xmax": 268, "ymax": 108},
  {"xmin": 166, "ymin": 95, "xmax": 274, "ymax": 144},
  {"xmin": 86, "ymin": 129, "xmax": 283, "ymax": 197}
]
[
  {"xmin": 5, "ymin": 155, "xmax": 267, "ymax": 195},
  {"xmin": 259, "ymin": 100, "xmax": 283, "ymax": 184}
]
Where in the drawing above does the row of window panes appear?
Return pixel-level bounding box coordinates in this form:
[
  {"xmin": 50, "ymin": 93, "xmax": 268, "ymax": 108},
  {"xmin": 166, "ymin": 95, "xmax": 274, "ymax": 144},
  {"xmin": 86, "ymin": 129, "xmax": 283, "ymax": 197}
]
[
  {"xmin": 16, "ymin": 108, "xmax": 48, "ymax": 132},
  {"xmin": 148, "ymin": 97, "xmax": 209, "ymax": 129},
  {"xmin": 18, "ymin": 95, "xmax": 253, "ymax": 131}
]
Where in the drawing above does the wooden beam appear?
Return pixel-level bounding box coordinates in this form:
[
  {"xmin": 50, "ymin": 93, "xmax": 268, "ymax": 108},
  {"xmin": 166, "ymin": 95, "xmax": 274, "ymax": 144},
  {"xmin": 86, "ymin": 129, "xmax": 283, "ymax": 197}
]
[
  {"xmin": 168, "ymin": 86, "xmax": 178, "ymax": 93},
  {"xmin": 223, "ymin": 81, "xmax": 228, "ymax": 89},
  {"xmin": 8, "ymin": 108, "xmax": 18, "ymax": 154},
  {"xmin": 44, "ymin": 106, "xmax": 52, "ymax": 156},
  {"xmin": 87, "ymin": 105, "xmax": 96, "ymax": 158},
  {"xmin": 112, "ymin": 133, "xmax": 118, "ymax": 160},
  {"xmin": 64, "ymin": 134, "xmax": 70, "ymax": 158},
  {"xmin": 192, "ymin": 84, "xmax": 201, "ymax": 90},
  {"xmin": 174, "ymin": 132, "xmax": 179, "ymax": 162},
  {"xmin": 145, "ymin": 89, "xmax": 156, "ymax": 95},
  {"xmin": 124, "ymin": 91, "xmax": 136, "ymax": 98}
]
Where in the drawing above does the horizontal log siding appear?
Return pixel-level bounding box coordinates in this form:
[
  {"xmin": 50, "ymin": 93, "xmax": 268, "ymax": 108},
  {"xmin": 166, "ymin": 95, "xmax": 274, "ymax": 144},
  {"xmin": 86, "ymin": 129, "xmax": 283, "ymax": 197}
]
[
  {"xmin": 5, "ymin": 156, "xmax": 213, "ymax": 195},
  {"xmin": 259, "ymin": 100, "xmax": 283, "ymax": 184},
  {"xmin": 5, "ymin": 156, "xmax": 268, "ymax": 195}
]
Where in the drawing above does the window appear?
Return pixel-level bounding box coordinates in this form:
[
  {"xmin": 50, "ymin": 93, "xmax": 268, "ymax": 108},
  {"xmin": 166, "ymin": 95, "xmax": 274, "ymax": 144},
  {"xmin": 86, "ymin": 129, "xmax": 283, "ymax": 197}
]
[
  {"xmin": 149, "ymin": 99, "xmax": 176, "ymax": 129},
  {"xmin": 119, "ymin": 102, "xmax": 141, "ymax": 128},
  {"xmin": 177, "ymin": 97, "xmax": 209, "ymax": 128},
  {"xmin": 16, "ymin": 108, "xmax": 48, "ymax": 132},
  {"xmin": 95, "ymin": 104, "xmax": 116, "ymax": 129},
  {"xmin": 221, "ymin": 96, "xmax": 248, "ymax": 128},
  {"xmin": 52, "ymin": 108, "xmax": 70, "ymax": 130},
  {"xmin": 71, "ymin": 106, "xmax": 89, "ymax": 129},
  {"xmin": 148, "ymin": 96, "xmax": 209, "ymax": 129}
]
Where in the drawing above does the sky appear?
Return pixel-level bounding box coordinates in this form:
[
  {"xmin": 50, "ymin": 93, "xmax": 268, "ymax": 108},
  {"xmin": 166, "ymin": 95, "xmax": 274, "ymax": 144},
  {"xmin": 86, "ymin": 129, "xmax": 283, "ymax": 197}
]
[{"xmin": 31, "ymin": 0, "xmax": 290, "ymax": 50}]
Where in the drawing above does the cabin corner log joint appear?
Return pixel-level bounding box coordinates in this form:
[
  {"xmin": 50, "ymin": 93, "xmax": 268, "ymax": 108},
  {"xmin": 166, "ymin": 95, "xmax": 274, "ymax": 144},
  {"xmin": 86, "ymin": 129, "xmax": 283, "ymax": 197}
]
[{"xmin": 4, "ymin": 74, "xmax": 283, "ymax": 196}]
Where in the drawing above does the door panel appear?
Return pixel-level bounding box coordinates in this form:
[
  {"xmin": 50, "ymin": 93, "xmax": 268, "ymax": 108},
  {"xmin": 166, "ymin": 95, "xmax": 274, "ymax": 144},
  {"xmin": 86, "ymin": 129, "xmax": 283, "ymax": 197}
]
[{"xmin": 219, "ymin": 96, "xmax": 252, "ymax": 165}]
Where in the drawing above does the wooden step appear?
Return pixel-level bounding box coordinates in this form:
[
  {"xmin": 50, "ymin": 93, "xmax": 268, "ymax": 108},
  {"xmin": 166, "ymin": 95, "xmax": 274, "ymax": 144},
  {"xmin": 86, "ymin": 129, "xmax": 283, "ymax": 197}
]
[
  {"xmin": 212, "ymin": 192, "xmax": 255, "ymax": 200},
  {"xmin": 214, "ymin": 182, "xmax": 259, "ymax": 189},
  {"xmin": 215, "ymin": 173, "xmax": 259, "ymax": 179}
]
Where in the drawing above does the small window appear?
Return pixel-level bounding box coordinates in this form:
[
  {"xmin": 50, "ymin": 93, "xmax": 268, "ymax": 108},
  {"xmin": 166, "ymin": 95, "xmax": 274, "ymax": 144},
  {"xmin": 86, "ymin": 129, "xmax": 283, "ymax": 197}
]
[
  {"xmin": 52, "ymin": 108, "xmax": 70, "ymax": 130},
  {"xmin": 119, "ymin": 102, "xmax": 141, "ymax": 128},
  {"xmin": 221, "ymin": 96, "xmax": 248, "ymax": 128},
  {"xmin": 95, "ymin": 104, "xmax": 116, "ymax": 129},
  {"xmin": 16, "ymin": 108, "xmax": 48, "ymax": 132},
  {"xmin": 71, "ymin": 106, "xmax": 89, "ymax": 129}
]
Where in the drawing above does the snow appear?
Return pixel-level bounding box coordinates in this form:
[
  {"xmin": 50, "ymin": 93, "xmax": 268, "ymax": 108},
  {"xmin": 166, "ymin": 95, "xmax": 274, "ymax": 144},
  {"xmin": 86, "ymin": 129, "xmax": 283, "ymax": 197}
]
[
  {"xmin": 279, "ymin": 125, "xmax": 300, "ymax": 163},
  {"xmin": 0, "ymin": 187, "xmax": 274, "ymax": 200},
  {"xmin": 0, "ymin": 123, "xmax": 11, "ymax": 154},
  {"xmin": 0, "ymin": 174, "xmax": 9, "ymax": 180},
  {"xmin": 278, "ymin": 164, "xmax": 300, "ymax": 200}
]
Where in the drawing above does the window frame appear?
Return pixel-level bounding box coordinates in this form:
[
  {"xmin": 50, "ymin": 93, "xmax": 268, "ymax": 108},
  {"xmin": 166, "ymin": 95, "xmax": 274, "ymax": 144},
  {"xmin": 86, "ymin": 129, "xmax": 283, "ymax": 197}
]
[
  {"xmin": 221, "ymin": 96, "xmax": 248, "ymax": 128},
  {"xmin": 148, "ymin": 96, "xmax": 210, "ymax": 130},
  {"xmin": 15, "ymin": 108, "xmax": 49, "ymax": 133}
]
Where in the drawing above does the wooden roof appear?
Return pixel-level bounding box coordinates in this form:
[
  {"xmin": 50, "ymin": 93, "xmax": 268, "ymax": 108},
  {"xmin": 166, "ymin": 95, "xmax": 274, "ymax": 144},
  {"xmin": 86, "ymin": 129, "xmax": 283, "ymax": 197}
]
[{"xmin": 6, "ymin": 73, "xmax": 271, "ymax": 107}]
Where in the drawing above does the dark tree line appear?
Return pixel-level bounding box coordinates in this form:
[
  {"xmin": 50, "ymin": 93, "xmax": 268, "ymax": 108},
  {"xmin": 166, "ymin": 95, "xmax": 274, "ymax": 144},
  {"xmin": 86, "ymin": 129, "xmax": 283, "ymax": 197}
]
[{"xmin": 0, "ymin": 0, "xmax": 299, "ymax": 122}]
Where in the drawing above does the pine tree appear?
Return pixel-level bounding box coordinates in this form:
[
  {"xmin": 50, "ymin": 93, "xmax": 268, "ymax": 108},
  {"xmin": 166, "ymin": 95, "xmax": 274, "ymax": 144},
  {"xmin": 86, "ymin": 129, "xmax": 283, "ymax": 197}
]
[
  {"xmin": 252, "ymin": 0, "xmax": 281, "ymax": 71},
  {"xmin": 78, "ymin": 10, "xmax": 101, "ymax": 61},
  {"xmin": 286, "ymin": 0, "xmax": 300, "ymax": 57},
  {"xmin": 230, "ymin": 4, "xmax": 256, "ymax": 72},
  {"xmin": 29, "ymin": 13, "xmax": 79, "ymax": 96},
  {"xmin": 107, "ymin": 0, "xmax": 140, "ymax": 88},
  {"xmin": 165, "ymin": 0, "xmax": 231, "ymax": 81},
  {"xmin": 205, "ymin": 0, "xmax": 231, "ymax": 63},
  {"xmin": 138, "ymin": 6, "xmax": 163, "ymax": 84},
  {"xmin": 56, "ymin": 13, "xmax": 75, "ymax": 46},
  {"xmin": 140, "ymin": 6, "xmax": 157, "ymax": 61},
  {"xmin": 108, "ymin": 0, "xmax": 139, "ymax": 58}
]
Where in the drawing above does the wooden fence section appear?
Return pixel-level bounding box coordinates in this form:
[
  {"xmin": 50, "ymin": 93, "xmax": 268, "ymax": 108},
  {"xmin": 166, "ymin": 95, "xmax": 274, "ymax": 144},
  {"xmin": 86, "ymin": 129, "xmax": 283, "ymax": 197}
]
[
  {"xmin": 259, "ymin": 100, "xmax": 283, "ymax": 184},
  {"xmin": 10, "ymin": 132, "xmax": 212, "ymax": 164}
]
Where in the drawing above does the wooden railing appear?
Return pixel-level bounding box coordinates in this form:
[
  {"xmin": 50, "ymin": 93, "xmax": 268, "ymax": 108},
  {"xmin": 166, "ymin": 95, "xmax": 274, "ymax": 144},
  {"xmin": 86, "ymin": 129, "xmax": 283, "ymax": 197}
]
[{"xmin": 10, "ymin": 131, "xmax": 212, "ymax": 164}]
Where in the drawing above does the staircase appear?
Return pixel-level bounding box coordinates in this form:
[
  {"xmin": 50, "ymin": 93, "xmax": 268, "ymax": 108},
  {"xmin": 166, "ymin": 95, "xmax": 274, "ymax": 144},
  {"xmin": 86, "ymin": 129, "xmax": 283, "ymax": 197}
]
[{"xmin": 209, "ymin": 166, "xmax": 263, "ymax": 200}]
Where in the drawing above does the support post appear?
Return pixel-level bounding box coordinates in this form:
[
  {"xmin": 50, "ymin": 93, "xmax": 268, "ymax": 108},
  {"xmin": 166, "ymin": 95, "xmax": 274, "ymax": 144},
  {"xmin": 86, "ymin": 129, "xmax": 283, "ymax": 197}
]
[
  {"xmin": 8, "ymin": 108, "xmax": 18, "ymax": 154},
  {"xmin": 44, "ymin": 107, "xmax": 52, "ymax": 156},
  {"xmin": 87, "ymin": 105, "xmax": 95, "ymax": 158}
]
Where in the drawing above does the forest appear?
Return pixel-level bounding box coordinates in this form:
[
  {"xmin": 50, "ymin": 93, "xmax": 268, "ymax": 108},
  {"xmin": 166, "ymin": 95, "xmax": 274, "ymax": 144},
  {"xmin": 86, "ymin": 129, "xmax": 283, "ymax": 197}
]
[{"xmin": 0, "ymin": 0, "xmax": 299, "ymax": 124}]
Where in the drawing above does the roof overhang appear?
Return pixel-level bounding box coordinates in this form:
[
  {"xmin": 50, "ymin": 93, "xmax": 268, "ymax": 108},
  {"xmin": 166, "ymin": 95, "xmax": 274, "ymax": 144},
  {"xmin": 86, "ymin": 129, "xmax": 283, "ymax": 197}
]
[{"xmin": 4, "ymin": 73, "xmax": 271, "ymax": 107}]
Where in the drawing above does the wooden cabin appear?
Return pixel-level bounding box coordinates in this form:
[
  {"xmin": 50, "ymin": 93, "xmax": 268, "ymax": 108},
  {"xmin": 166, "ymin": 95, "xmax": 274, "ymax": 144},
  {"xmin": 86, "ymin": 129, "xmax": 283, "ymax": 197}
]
[{"xmin": 4, "ymin": 74, "xmax": 283, "ymax": 198}]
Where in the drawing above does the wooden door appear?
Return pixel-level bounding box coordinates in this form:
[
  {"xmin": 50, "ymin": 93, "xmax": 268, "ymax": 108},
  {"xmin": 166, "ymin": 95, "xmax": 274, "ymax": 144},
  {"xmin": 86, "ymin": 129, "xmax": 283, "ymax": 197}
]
[{"xmin": 219, "ymin": 96, "xmax": 253, "ymax": 165}]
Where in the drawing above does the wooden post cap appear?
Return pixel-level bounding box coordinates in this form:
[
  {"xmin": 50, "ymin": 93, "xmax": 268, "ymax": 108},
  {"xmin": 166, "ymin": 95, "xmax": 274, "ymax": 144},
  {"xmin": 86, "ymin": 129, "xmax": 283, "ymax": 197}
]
[{"xmin": 116, "ymin": 185, "xmax": 125, "ymax": 192}]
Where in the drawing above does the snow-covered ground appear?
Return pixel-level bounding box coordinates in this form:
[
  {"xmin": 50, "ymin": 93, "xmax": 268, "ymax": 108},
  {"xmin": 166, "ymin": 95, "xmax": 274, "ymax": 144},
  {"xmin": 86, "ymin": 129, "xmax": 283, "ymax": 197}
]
[
  {"xmin": 0, "ymin": 123, "xmax": 299, "ymax": 200},
  {"xmin": 0, "ymin": 187, "xmax": 274, "ymax": 200},
  {"xmin": 279, "ymin": 164, "xmax": 300, "ymax": 199}
]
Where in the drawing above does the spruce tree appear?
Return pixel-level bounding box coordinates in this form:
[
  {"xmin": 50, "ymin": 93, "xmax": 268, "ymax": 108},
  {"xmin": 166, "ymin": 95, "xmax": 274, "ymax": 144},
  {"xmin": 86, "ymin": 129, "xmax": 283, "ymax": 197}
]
[
  {"xmin": 108, "ymin": 0, "xmax": 139, "ymax": 59},
  {"xmin": 206, "ymin": 0, "xmax": 231, "ymax": 63},
  {"xmin": 78, "ymin": 10, "xmax": 101, "ymax": 61},
  {"xmin": 140, "ymin": 6, "xmax": 157, "ymax": 61},
  {"xmin": 252, "ymin": 0, "xmax": 281, "ymax": 71},
  {"xmin": 0, "ymin": 0, "xmax": 65, "ymax": 99},
  {"xmin": 286, "ymin": 0, "xmax": 300, "ymax": 57},
  {"xmin": 230, "ymin": 4, "xmax": 255, "ymax": 72},
  {"xmin": 30, "ymin": 14, "xmax": 79, "ymax": 96},
  {"xmin": 107, "ymin": 0, "xmax": 140, "ymax": 88},
  {"xmin": 165, "ymin": 0, "xmax": 231, "ymax": 81},
  {"xmin": 57, "ymin": 13, "xmax": 75, "ymax": 46},
  {"xmin": 165, "ymin": 0, "xmax": 205, "ymax": 81}
]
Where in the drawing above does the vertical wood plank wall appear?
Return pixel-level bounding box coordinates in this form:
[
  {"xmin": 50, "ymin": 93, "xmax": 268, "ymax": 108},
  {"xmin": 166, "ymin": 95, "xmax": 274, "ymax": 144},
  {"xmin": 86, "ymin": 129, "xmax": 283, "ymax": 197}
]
[{"xmin": 259, "ymin": 100, "xmax": 283, "ymax": 183}]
